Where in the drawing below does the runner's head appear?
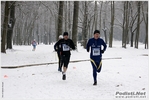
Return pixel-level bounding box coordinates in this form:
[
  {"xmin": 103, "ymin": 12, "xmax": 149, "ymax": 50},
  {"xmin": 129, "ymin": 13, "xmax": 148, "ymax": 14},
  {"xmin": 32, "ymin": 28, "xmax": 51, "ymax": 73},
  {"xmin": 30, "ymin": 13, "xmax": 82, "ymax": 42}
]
[
  {"xmin": 63, "ymin": 32, "xmax": 69, "ymax": 40},
  {"xmin": 94, "ymin": 30, "xmax": 100, "ymax": 39}
]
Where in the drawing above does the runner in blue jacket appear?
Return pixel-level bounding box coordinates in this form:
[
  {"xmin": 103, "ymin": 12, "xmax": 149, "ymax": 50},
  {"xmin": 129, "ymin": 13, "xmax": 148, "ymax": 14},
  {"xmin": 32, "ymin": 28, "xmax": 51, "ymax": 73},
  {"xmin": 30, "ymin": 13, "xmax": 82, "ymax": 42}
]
[{"xmin": 86, "ymin": 30, "xmax": 107, "ymax": 85}]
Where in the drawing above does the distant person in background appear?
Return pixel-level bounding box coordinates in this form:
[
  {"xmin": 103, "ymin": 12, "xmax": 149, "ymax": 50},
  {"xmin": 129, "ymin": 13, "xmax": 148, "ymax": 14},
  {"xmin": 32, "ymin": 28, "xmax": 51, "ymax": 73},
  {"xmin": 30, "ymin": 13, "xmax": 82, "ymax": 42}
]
[
  {"xmin": 32, "ymin": 39, "xmax": 37, "ymax": 51},
  {"xmin": 54, "ymin": 35, "xmax": 63, "ymax": 72},
  {"xmin": 86, "ymin": 30, "xmax": 107, "ymax": 85}
]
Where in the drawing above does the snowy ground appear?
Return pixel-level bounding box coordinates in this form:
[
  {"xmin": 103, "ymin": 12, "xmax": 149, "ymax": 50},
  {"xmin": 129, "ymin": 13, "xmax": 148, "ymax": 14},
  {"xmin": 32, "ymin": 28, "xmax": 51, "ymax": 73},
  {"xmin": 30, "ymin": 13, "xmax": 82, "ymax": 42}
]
[{"xmin": 1, "ymin": 41, "xmax": 149, "ymax": 99}]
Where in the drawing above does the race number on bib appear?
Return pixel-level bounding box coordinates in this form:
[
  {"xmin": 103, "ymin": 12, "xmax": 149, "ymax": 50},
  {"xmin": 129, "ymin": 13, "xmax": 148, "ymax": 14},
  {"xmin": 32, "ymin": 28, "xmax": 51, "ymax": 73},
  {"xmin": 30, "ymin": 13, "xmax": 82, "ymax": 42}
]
[
  {"xmin": 62, "ymin": 44, "xmax": 70, "ymax": 51},
  {"xmin": 93, "ymin": 48, "xmax": 100, "ymax": 56}
]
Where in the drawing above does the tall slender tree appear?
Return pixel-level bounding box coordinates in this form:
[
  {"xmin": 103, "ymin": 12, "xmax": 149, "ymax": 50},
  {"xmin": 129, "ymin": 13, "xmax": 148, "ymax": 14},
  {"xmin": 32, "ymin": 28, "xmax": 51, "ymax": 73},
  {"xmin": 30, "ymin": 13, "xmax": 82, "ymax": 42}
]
[
  {"xmin": 57, "ymin": 1, "xmax": 64, "ymax": 40},
  {"xmin": 64, "ymin": 1, "xmax": 68, "ymax": 32},
  {"xmin": 6, "ymin": 1, "xmax": 16, "ymax": 49},
  {"xmin": 72, "ymin": 1, "xmax": 79, "ymax": 46},
  {"xmin": 102, "ymin": 1, "xmax": 108, "ymax": 44},
  {"xmin": 99, "ymin": 1, "xmax": 103, "ymax": 30},
  {"xmin": 129, "ymin": 2, "xmax": 138, "ymax": 47},
  {"xmin": 135, "ymin": 1, "xmax": 141, "ymax": 49},
  {"xmin": 82, "ymin": 1, "xmax": 88, "ymax": 48},
  {"xmin": 122, "ymin": 1, "xmax": 130, "ymax": 48},
  {"xmin": 94, "ymin": 1, "xmax": 98, "ymax": 30},
  {"xmin": 1, "ymin": 1, "xmax": 10, "ymax": 53},
  {"xmin": 68, "ymin": 1, "xmax": 72, "ymax": 39},
  {"xmin": 142, "ymin": 2, "xmax": 148, "ymax": 49},
  {"xmin": 109, "ymin": 1, "xmax": 115, "ymax": 47}
]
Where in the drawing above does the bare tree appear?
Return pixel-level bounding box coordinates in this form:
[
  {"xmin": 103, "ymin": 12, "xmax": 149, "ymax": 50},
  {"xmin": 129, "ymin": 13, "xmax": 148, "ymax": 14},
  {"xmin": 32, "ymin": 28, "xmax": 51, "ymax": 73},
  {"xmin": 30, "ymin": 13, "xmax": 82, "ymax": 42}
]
[
  {"xmin": 135, "ymin": 1, "xmax": 141, "ymax": 49},
  {"xmin": 99, "ymin": 1, "xmax": 103, "ymax": 30},
  {"xmin": 129, "ymin": 2, "xmax": 139, "ymax": 47},
  {"xmin": 130, "ymin": 12, "xmax": 137, "ymax": 47},
  {"xmin": 94, "ymin": 1, "xmax": 98, "ymax": 30},
  {"xmin": 72, "ymin": 1, "xmax": 79, "ymax": 46},
  {"xmin": 68, "ymin": 1, "xmax": 72, "ymax": 39},
  {"xmin": 57, "ymin": 1, "xmax": 64, "ymax": 40},
  {"xmin": 1, "ymin": 1, "xmax": 10, "ymax": 53},
  {"xmin": 64, "ymin": 1, "xmax": 68, "ymax": 32},
  {"xmin": 102, "ymin": 1, "xmax": 108, "ymax": 44},
  {"xmin": 82, "ymin": 1, "xmax": 88, "ymax": 48},
  {"xmin": 109, "ymin": 1, "xmax": 115, "ymax": 47},
  {"xmin": 6, "ymin": 1, "xmax": 16, "ymax": 49},
  {"xmin": 142, "ymin": 2, "xmax": 148, "ymax": 49},
  {"xmin": 122, "ymin": 1, "xmax": 130, "ymax": 48}
]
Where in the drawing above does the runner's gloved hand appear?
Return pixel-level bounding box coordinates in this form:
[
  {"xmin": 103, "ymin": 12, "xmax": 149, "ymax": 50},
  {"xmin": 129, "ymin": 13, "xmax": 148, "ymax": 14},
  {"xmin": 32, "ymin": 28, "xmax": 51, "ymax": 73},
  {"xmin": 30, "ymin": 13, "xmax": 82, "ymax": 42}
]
[
  {"xmin": 87, "ymin": 48, "xmax": 89, "ymax": 52},
  {"xmin": 101, "ymin": 50, "xmax": 104, "ymax": 54}
]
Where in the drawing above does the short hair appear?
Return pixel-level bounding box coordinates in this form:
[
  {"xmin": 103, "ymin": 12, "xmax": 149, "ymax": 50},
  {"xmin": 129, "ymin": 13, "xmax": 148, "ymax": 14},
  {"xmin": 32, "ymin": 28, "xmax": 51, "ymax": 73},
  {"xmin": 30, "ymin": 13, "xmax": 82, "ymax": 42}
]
[
  {"xmin": 94, "ymin": 30, "xmax": 100, "ymax": 34},
  {"xmin": 63, "ymin": 32, "xmax": 68, "ymax": 36}
]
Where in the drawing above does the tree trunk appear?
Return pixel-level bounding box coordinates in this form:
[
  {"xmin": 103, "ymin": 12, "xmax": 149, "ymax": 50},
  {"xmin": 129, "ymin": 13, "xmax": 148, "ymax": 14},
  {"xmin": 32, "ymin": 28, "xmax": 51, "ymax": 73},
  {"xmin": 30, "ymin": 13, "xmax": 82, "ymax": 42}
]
[
  {"xmin": 72, "ymin": 1, "xmax": 79, "ymax": 46},
  {"xmin": 37, "ymin": 24, "xmax": 39, "ymax": 44},
  {"xmin": 103, "ymin": 2, "xmax": 107, "ymax": 44},
  {"xmin": 125, "ymin": 1, "xmax": 129, "ymax": 46},
  {"xmin": 145, "ymin": 12, "xmax": 148, "ymax": 49},
  {"xmin": 135, "ymin": 1, "xmax": 141, "ymax": 49},
  {"xmin": 122, "ymin": 1, "xmax": 125, "ymax": 47},
  {"xmin": 49, "ymin": 17, "xmax": 52, "ymax": 44},
  {"xmin": 142, "ymin": 2, "xmax": 148, "ymax": 49},
  {"xmin": 109, "ymin": 1, "xmax": 115, "ymax": 48},
  {"xmin": 82, "ymin": 1, "xmax": 88, "ymax": 48},
  {"xmin": 6, "ymin": 1, "xmax": 15, "ymax": 49},
  {"xmin": 94, "ymin": 1, "xmax": 98, "ymax": 30},
  {"xmin": 68, "ymin": 1, "xmax": 72, "ymax": 39},
  {"xmin": 129, "ymin": 2, "xmax": 138, "ymax": 47},
  {"xmin": 1, "ymin": 1, "xmax": 10, "ymax": 53},
  {"xmin": 122, "ymin": 1, "xmax": 129, "ymax": 48},
  {"xmin": 64, "ymin": 1, "xmax": 68, "ymax": 32},
  {"xmin": 57, "ymin": 1, "xmax": 64, "ymax": 40},
  {"xmin": 130, "ymin": 31, "xmax": 134, "ymax": 47},
  {"xmin": 99, "ymin": 1, "xmax": 103, "ymax": 30}
]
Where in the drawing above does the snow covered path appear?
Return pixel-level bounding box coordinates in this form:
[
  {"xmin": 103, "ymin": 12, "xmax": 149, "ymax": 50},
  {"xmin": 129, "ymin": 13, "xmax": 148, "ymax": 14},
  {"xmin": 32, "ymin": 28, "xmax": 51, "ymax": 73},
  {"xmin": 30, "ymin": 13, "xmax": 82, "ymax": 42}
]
[{"xmin": 1, "ymin": 42, "xmax": 148, "ymax": 99}]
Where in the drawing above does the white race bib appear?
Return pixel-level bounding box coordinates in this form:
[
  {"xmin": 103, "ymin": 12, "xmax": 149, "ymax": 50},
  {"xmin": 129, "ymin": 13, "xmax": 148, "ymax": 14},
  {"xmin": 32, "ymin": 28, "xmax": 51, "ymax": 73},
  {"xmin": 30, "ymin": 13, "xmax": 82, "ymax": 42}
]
[
  {"xmin": 62, "ymin": 44, "xmax": 70, "ymax": 51},
  {"xmin": 93, "ymin": 48, "xmax": 100, "ymax": 56}
]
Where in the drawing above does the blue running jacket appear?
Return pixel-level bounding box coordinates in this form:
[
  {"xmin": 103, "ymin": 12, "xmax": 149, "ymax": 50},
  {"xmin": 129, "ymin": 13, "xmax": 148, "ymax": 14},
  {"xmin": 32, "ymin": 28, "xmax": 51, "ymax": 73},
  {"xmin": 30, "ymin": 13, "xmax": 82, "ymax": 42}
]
[{"xmin": 86, "ymin": 38, "xmax": 107, "ymax": 62}]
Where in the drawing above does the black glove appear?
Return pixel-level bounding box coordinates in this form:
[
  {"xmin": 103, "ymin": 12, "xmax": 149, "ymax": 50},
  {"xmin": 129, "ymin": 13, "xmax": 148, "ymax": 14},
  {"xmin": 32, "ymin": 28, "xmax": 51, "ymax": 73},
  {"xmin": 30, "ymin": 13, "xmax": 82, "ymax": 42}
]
[
  {"xmin": 101, "ymin": 50, "xmax": 104, "ymax": 54},
  {"xmin": 87, "ymin": 48, "xmax": 89, "ymax": 52}
]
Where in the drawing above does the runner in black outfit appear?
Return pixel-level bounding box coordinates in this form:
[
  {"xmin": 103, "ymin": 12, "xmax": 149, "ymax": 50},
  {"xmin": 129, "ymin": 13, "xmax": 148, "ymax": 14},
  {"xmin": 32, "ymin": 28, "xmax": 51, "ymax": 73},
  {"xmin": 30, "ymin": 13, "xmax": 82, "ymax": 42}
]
[{"xmin": 54, "ymin": 32, "xmax": 76, "ymax": 80}]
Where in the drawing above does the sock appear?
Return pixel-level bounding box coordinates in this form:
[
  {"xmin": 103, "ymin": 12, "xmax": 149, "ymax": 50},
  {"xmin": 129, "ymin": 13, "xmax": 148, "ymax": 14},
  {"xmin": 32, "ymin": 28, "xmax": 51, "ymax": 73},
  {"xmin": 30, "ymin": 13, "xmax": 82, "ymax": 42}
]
[{"xmin": 62, "ymin": 72, "xmax": 66, "ymax": 75}]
